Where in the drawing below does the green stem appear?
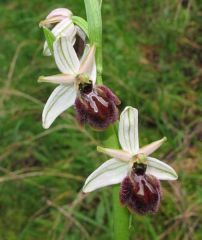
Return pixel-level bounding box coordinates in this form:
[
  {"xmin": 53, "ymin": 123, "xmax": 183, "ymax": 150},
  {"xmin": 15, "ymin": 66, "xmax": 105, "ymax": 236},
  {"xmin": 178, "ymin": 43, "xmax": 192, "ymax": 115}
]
[
  {"xmin": 84, "ymin": 0, "xmax": 102, "ymax": 84},
  {"xmin": 113, "ymin": 186, "xmax": 130, "ymax": 240},
  {"xmin": 104, "ymin": 126, "xmax": 130, "ymax": 240},
  {"xmin": 84, "ymin": 1, "xmax": 129, "ymax": 239}
]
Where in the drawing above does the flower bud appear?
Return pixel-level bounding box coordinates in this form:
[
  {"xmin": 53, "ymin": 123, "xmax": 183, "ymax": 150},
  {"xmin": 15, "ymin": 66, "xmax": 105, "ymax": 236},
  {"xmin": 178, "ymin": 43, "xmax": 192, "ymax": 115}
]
[
  {"xmin": 40, "ymin": 8, "xmax": 72, "ymax": 27},
  {"xmin": 120, "ymin": 163, "xmax": 161, "ymax": 215},
  {"xmin": 75, "ymin": 82, "xmax": 121, "ymax": 130}
]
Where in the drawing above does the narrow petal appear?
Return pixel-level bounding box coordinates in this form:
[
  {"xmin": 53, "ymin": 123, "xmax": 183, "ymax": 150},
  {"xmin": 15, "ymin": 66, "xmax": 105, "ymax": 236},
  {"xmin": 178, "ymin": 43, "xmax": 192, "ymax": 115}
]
[
  {"xmin": 42, "ymin": 84, "xmax": 76, "ymax": 129},
  {"xmin": 53, "ymin": 36, "xmax": 80, "ymax": 74},
  {"xmin": 138, "ymin": 137, "xmax": 167, "ymax": 156},
  {"xmin": 38, "ymin": 74, "xmax": 76, "ymax": 85},
  {"xmin": 82, "ymin": 158, "xmax": 129, "ymax": 193},
  {"xmin": 90, "ymin": 59, "xmax": 96, "ymax": 85},
  {"xmin": 79, "ymin": 45, "xmax": 96, "ymax": 84},
  {"xmin": 40, "ymin": 17, "xmax": 69, "ymax": 27},
  {"xmin": 146, "ymin": 157, "xmax": 178, "ymax": 180},
  {"xmin": 119, "ymin": 106, "xmax": 139, "ymax": 154},
  {"xmin": 97, "ymin": 146, "xmax": 132, "ymax": 161}
]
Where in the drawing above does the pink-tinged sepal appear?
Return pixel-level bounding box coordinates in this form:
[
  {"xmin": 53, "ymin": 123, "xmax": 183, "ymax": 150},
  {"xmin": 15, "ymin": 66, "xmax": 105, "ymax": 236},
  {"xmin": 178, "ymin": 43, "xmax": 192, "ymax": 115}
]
[
  {"xmin": 120, "ymin": 164, "xmax": 161, "ymax": 215},
  {"xmin": 75, "ymin": 83, "xmax": 121, "ymax": 130}
]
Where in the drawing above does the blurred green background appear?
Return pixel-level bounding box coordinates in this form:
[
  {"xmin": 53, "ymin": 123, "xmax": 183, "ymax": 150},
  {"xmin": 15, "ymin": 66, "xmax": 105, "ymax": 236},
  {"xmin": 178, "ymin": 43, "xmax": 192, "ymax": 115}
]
[{"xmin": 0, "ymin": 0, "xmax": 202, "ymax": 239}]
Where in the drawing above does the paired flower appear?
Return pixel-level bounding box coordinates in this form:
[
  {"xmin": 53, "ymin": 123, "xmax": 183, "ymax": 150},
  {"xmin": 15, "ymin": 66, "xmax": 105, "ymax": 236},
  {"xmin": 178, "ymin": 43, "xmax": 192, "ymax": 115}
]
[
  {"xmin": 40, "ymin": 8, "xmax": 85, "ymax": 56},
  {"xmin": 83, "ymin": 106, "xmax": 178, "ymax": 214},
  {"xmin": 39, "ymin": 9, "xmax": 178, "ymax": 216},
  {"xmin": 39, "ymin": 36, "xmax": 120, "ymax": 129}
]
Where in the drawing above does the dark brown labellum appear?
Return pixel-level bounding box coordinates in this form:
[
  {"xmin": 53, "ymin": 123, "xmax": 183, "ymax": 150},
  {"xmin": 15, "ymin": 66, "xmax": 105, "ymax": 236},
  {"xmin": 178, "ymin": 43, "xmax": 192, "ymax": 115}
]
[
  {"xmin": 75, "ymin": 83, "xmax": 121, "ymax": 130},
  {"xmin": 120, "ymin": 165, "xmax": 161, "ymax": 215}
]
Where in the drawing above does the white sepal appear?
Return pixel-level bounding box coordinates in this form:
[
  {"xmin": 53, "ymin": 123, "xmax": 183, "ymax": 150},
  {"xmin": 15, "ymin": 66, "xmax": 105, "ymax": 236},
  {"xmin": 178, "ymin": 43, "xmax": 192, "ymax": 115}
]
[
  {"xmin": 42, "ymin": 84, "xmax": 76, "ymax": 129},
  {"xmin": 51, "ymin": 19, "xmax": 75, "ymax": 39},
  {"xmin": 119, "ymin": 106, "xmax": 139, "ymax": 154},
  {"xmin": 46, "ymin": 8, "xmax": 72, "ymax": 20},
  {"xmin": 97, "ymin": 146, "xmax": 132, "ymax": 162},
  {"xmin": 146, "ymin": 157, "xmax": 178, "ymax": 180},
  {"xmin": 138, "ymin": 137, "xmax": 167, "ymax": 156},
  {"xmin": 43, "ymin": 19, "xmax": 76, "ymax": 56},
  {"xmin": 82, "ymin": 158, "xmax": 128, "ymax": 193},
  {"xmin": 38, "ymin": 74, "xmax": 76, "ymax": 85},
  {"xmin": 53, "ymin": 36, "xmax": 80, "ymax": 74},
  {"xmin": 40, "ymin": 8, "xmax": 72, "ymax": 27}
]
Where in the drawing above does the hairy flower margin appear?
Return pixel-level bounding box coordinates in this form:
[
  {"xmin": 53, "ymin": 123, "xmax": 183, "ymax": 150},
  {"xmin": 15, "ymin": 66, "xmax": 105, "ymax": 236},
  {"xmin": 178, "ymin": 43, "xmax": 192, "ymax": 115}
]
[{"xmin": 83, "ymin": 106, "xmax": 178, "ymax": 214}]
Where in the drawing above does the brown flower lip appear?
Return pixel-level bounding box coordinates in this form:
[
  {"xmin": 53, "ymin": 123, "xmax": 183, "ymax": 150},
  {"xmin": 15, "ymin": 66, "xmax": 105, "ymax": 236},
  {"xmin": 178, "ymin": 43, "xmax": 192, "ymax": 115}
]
[
  {"xmin": 75, "ymin": 82, "xmax": 121, "ymax": 130},
  {"xmin": 120, "ymin": 163, "xmax": 161, "ymax": 215}
]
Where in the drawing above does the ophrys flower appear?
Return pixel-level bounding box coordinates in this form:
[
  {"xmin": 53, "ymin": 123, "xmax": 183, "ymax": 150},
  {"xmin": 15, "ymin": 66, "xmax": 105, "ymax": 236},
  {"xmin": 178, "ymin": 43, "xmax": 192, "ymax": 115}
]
[
  {"xmin": 39, "ymin": 36, "xmax": 120, "ymax": 130},
  {"xmin": 40, "ymin": 8, "xmax": 85, "ymax": 56},
  {"xmin": 83, "ymin": 106, "xmax": 178, "ymax": 214}
]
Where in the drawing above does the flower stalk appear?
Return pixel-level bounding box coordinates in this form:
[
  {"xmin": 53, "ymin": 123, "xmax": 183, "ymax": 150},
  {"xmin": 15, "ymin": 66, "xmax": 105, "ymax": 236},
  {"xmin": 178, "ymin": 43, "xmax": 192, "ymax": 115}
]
[
  {"xmin": 113, "ymin": 185, "xmax": 130, "ymax": 240},
  {"xmin": 84, "ymin": 0, "xmax": 130, "ymax": 239},
  {"xmin": 104, "ymin": 126, "xmax": 130, "ymax": 240},
  {"xmin": 84, "ymin": 0, "xmax": 102, "ymax": 84}
]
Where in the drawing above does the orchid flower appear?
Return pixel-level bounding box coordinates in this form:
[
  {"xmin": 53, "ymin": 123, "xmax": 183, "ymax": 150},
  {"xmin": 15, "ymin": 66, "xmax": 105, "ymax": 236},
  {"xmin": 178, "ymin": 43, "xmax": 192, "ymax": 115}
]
[
  {"xmin": 39, "ymin": 36, "xmax": 120, "ymax": 129},
  {"xmin": 39, "ymin": 8, "xmax": 85, "ymax": 56},
  {"xmin": 83, "ymin": 106, "xmax": 178, "ymax": 214}
]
